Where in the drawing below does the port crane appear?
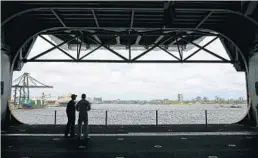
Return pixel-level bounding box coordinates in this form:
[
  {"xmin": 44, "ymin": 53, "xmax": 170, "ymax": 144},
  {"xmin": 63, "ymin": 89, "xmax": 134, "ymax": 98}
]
[{"xmin": 12, "ymin": 73, "xmax": 53, "ymax": 107}]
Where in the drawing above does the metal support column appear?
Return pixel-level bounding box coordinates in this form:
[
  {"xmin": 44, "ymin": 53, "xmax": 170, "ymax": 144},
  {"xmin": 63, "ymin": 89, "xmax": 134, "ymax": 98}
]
[
  {"xmin": 26, "ymin": 73, "xmax": 30, "ymax": 100},
  {"xmin": 19, "ymin": 88, "xmax": 21, "ymax": 106},
  {"xmin": 156, "ymin": 110, "xmax": 158, "ymax": 126},
  {"xmin": 105, "ymin": 110, "xmax": 108, "ymax": 127}
]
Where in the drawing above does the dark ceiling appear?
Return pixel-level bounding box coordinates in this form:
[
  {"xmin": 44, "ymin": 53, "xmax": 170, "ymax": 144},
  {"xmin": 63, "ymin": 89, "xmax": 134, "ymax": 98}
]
[{"xmin": 1, "ymin": 1, "xmax": 258, "ymax": 71}]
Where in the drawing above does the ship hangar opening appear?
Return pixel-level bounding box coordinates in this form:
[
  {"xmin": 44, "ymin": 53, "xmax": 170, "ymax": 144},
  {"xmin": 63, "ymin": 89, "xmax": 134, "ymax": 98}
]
[
  {"xmin": 2, "ymin": 1, "xmax": 258, "ymax": 127},
  {"xmin": 1, "ymin": 1, "xmax": 258, "ymax": 157},
  {"xmin": 9, "ymin": 33, "xmax": 248, "ymax": 126}
]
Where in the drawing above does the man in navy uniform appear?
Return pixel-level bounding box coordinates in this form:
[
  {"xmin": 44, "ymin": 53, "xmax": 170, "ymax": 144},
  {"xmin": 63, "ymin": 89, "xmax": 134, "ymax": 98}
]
[
  {"xmin": 76, "ymin": 93, "xmax": 91, "ymax": 140},
  {"xmin": 64, "ymin": 94, "xmax": 77, "ymax": 138}
]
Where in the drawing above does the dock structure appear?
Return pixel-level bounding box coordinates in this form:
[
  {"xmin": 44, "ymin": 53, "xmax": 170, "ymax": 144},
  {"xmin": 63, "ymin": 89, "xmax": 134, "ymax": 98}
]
[{"xmin": 12, "ymin": 73, "xmax": 53, "ymax": 107}]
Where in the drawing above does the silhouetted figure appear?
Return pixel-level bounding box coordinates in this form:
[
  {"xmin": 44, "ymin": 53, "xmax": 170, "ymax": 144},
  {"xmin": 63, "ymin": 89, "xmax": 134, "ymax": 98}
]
[
  {"xmin": 64, "ymin": 94, "xmax": 77, "ymax": 138},
  {"xmin": 76, "ymin": 93, "xmax": 91, "ymax": 140}
]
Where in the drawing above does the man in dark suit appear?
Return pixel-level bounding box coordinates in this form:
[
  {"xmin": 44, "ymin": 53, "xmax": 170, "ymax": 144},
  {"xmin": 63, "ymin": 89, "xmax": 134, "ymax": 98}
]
[{"xmin": 64, "ymin": 94, "xmax": 77, "ymax": 138}]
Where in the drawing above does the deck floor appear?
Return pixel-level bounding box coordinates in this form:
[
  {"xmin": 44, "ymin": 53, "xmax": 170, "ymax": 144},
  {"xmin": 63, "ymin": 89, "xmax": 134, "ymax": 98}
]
[{"xmin": 2, "ymin": 124, "xmax": 258, "ymax": 158}]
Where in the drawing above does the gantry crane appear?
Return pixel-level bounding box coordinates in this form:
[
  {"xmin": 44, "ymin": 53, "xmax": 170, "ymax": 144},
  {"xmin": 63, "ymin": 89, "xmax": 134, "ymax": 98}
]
[{"xmin": 12, "ymin": 73, "xmax": 53, "ymax": 106}]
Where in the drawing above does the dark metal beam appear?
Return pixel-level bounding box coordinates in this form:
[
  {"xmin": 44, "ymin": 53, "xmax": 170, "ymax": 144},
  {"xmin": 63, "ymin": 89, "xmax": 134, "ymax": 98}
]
[
  {"xmin": 154, "ymin": 35, "xmax": 164, "ymax": 44},
  {"xmin": 39, "ymin": 35, "xmax": 76, "ymax": 60},
  {"xmin": 91, "ymin": 9, "xmax": 102, "ymax": 43},
  {"xmin": 47, "ymin": 12, "xmax": 85, "ymax": 45},
  {"xmin": 29, "ymin": 34, "xmax": 80, "ymax": 60},
  {"xmin": 12, "ymin": 86, "xmax": 53, "ymax": 88},
  {"xmin": 153, "ymin": 26, "xmax": 166, "ymax": 44},
  {"xmin": 23, "ymin": 59, "xmax": 233, "ymax": 64},
  {"xmin": 195, "ymin": 11, "xmax": 213, "ymax": 28},
  {"xmin": 184, "ymin": 36, "xmax": 219, "ymax": 61},
  {"xmin": 86, "ymin": 36, "xmax": 128, "ymax": 61},
  {"xmin": 219, "ymin": 38, "xmax": 233, "ymax": 60},
  {"xmin": 132, "ymin": 34, "xmax": 179, "ymax": 61},
  {"xmin": 44, "ymin": 31, "xmax": 209, "ymax": 37},
  {"xmin": 130, "ymin": 9, "xmax": 135, "ymax": 29},
  {"xmin": 93, "ymin": 35, "xmax": 101, "ymax": 43},
  {"xmin": 51, "ymin": 9, "xmax": 66, "ymax": 27},
  {"xmin": 156, "ymin": 45, "xmax": 181, "ymax": 61},
  {"xmin": 79, "ymin": 45, "xmax": 102, "ymax": 60},
  {"xmin": 128, "ymin": 31, "xmax": 132, "ymax": 60},
  {"xmin": 39, "ymin": 27, "xmax": 217, "ymax": 34},
  {"xmin": 77, "ymin": 36, "xmax": 82, "ymax": 59},
  {"xmin": 129, "ymin": 42, "xmax": 132, "ymax": 60},
  {"xmin": 116, "ymin": 36, "xmax": 120, "ymax": 45},
  {"xmin": 91, "ymin": 9, "xmax": 99, "ymax": 28},
  {"xmin": 4, "ymin": 7, "xmax": 257, "ymax": 30},
  {"xmin": 192, "ymin": 30, "xmax": 218, "ymax": 36},
  {"xmin": 135, "ymin": 35, "xmax": 142, "ymax": 45},
  {"xmin": 175, "ymin": 38, "xmax": 183, "ymax": 60},
  {"xmin": 244, "ymin": 1, "xmax": 258, "ymax": 16},
  {"xmin": 69, "ymin": 31, "xmax": 84, "ymax": 44},
  {"xmin": 179, "ymin": 35, "xmax": 229, "ymax": 62}
]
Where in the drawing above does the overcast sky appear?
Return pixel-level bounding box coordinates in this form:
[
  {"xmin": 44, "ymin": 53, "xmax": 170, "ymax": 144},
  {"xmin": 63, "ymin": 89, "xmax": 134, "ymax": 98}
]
[{"xmin": 12, "ymin": 35, "xmax": 246, "ymax": 100}]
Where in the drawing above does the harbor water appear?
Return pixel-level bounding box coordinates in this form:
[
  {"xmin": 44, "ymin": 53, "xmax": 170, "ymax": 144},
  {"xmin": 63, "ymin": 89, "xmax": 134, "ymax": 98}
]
[{"xmin": 11, "ymin": 104, "xmax": 247, "ymax": 125}]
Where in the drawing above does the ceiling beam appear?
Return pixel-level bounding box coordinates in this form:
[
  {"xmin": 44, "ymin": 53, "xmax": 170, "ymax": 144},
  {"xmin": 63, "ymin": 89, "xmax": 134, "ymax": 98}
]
[
  {"xmin": 244, "ymin": 1, "xmax": 258, "ymax": 16},
  {"xmin": 154, "ymin": 35, "xmax": 164, "ymax": 44},
  {"xmin": 130, "ymin": 9, "xmax": 135, "ymax": 29},
  {"xmin": 116, "ymin": 36, "xmax": 120, "ymax": 45},
  {"xmin": 91, "ymin": 9, "xmax": 102, "ymax": 43},
  {"xmin": 51, "ymin": 10, "xmax": 85, "ymax": 45},
  {"xmin": 23, "ymin": 59, "xmax": 233, "ymax": 64},
  {"xmin": 92, "ymin": 9, "xmax": 100, "ymax": 27},
  {"xmin": 135, "ymin": 35, "xmax": 142, "ymax": 45},
  {"xmin": 179, "ymin": 35, "xmax": 229, "ymax": 62},
  {"xmin": 63, "ymin": 30, "xmax": 84, "ymax": 44},
  {"xmin": 154, "ymin": 26, "xmax": 166, "ymax": 44},
  {"xmin": 195, "ymin": 11, "xmax": 213, "ymax": 28},
  {"xmin": 93, "ymin": 35, "xmax": 101, "ymax": 43},
  {"xmin": 51, "ymin": 9, "xmax": 66, "ymax": 27}
]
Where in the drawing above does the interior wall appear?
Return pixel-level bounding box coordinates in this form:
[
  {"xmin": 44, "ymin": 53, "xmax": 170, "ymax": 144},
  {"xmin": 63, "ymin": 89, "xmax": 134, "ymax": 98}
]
[
  {"xmin": 248, "ymin": 53, "xmax": 258, "ymax": 126},
  {"xmin": 1, "ymin": 51, "xmax": 12, "ymax": 123}
]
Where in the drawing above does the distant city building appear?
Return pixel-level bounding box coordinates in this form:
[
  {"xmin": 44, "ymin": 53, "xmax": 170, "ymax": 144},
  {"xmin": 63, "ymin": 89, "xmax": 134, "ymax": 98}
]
[
  {"xmin": 215, "ymin": 96, "xmax": 220, "ymax": 103},
  {"xmin": 196, "ymin": 96, "xmax": 201, "ymax": 102},
  {"xmin": 238, "ymin": 97, "xmax": 244, "ymax": 101},
  {"xmin": 94, "ymin": 97, "xmax": 102, "ymax": 102},
  {"xmin": 203, "ymin": 97, "xmax": 208, "ymax": 102},
  {"xmin": 178, "ymin": 94, "xmax": 183, "ymax": 102}
]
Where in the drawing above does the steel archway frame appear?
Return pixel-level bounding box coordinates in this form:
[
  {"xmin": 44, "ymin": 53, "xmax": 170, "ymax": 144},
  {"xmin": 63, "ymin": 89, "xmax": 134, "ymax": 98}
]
[
  {"xmin": 21, "ymin": 33, "xmax": 230, "ymax": 63},
  {"xmin": 11, "ymin": 27, "xmax": 248, "ymax": 73},
  {"xmin": 9, "ymin": 26, "xmax": 251, "ymax": 125},
  {"xmin": 3, "ymin": 4, "xmax": 256, "ymax": 126},
  {"xmin": 2, "ymin": 2, "xmax": 257, "ymax": 127}
]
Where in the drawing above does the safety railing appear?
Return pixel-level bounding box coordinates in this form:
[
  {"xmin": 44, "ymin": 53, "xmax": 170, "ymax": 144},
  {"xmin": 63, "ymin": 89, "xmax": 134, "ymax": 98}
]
[{"xmin": 11, "ymin": 107, "xmax": 246, "ymax": 126}]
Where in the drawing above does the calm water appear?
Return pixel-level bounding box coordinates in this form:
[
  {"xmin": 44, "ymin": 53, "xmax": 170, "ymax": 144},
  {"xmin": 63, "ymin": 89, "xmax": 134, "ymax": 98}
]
[{"xmin": 11, "ymin": 104, "xmax": 247, "ymax": 125}]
